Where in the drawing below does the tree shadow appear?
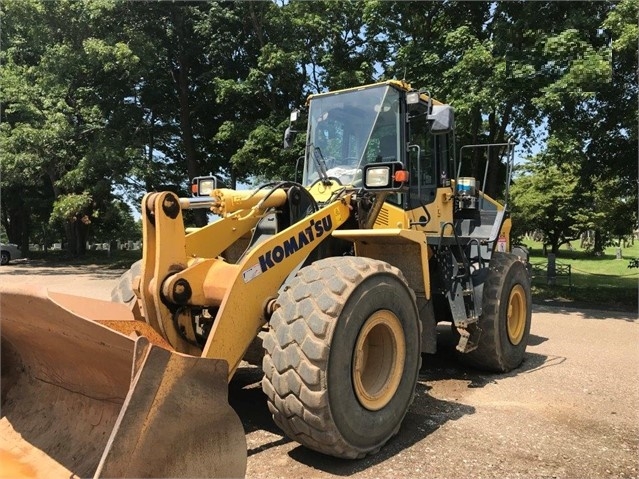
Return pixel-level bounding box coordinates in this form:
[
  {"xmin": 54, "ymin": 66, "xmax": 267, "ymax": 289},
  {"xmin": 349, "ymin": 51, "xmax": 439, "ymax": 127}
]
[
  {"xmin": 534, "ymin": 303, "xmax": 638, "ymax": 322},
  {"xmin": 1, "ymin": 263, "xmax": 125, "ymax": 280}
]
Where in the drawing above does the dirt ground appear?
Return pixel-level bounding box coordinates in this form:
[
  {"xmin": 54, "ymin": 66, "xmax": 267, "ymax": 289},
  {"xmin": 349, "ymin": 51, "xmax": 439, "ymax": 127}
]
[{"xmin": 1, "ymin": 261, "xmax": 638, "ymax": 478}]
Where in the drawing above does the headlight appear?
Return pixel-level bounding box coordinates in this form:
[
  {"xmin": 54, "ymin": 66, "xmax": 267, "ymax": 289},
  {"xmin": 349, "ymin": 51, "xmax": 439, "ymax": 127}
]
[
  {"xmin": 191, "ymin": 176, "xmax": 217, "ymax": 197},
  {"xmin": 365, "ymin": 167, "xmax": 391, "ymax": 188},
  {"xmin": 198, "ymin": 179, "xmax": 216, "ymax": 196},
  {"xmin": 362, "ymin": 161, "xmax": 409, "ymax": 191}
]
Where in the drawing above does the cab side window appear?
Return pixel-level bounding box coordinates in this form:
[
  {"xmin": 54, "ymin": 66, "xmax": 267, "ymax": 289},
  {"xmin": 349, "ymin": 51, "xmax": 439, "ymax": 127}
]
[{"xmin": 408, "ymin": 114, "xmax": 437, "ymax": 208}]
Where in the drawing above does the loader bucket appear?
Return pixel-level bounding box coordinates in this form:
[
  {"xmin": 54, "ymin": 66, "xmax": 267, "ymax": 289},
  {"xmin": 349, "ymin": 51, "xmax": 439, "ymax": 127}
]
[{"xmin": 0, "ymin": 284, "xmax": 247, "ymax": 478}]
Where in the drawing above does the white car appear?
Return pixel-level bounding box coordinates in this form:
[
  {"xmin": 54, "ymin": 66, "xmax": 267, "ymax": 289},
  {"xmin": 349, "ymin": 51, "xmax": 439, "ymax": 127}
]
[{"xmin": 1, "ymin": 243, "xmax": 21, "ymax": 265}]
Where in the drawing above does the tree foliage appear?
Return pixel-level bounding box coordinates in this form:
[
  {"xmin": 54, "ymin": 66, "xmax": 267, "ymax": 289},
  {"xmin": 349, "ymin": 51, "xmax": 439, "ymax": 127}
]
[
  {"xmin": 510, "ymin": 156, "xmax": 595, "ymax": 254},
  {"xmin": 0, "ymin": 0, "xmax": 636, "ymax": 256}
]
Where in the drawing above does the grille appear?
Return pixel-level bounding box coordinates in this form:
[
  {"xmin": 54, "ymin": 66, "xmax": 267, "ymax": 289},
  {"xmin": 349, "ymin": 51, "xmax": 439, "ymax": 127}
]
[{"xmin": 374, "ymin": 208, "xmax": 389, "ymax": 227}]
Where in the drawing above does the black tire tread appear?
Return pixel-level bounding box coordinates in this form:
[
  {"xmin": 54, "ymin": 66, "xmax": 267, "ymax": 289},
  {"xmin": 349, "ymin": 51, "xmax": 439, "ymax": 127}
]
[
  {"xmin": 461, "ymin": 252, "xmax": 531, "ymax": 372},
  {"xmin": 110, "ymin": 259, "xmax": 142, "ymax": 304},
  {"xmin": 262, "ymin": 256, "xmax": 420, "ymax": 459}
]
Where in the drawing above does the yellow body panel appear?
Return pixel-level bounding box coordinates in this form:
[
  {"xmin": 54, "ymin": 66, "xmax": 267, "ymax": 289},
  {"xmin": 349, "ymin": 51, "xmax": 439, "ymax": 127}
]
[
  {"xmin": 332, "ymin": 228, "xmax": 433, "ymax": 299},
  {"xmin": 407, "ymin": 189, "xmax": 455, "ymax": 234},
  {"xmin": 370, "ymin": 187, "xmax": 511, "ymax": 246},
  {"xmin": 202, "ymin": 199, "xmax": 352, "ymax": 379},
  {"xmin": 364, "ymin": 189, "xmax": 458, "ymax": 235},
  {"xmin": 501, "ymin": 217, "xmax": 512, "ymax": 250},
  {"xmin": 373, "ymin": 201, "xmax": 410, "ymax": 229},
  {"xmin": 140, "ymin": 188, "xmax": 352, "ymax": 380}
]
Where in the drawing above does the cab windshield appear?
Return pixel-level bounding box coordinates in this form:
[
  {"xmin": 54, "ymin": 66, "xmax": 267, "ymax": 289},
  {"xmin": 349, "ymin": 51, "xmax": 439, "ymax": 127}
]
[{"xmin": 303, "ymin": 85, "xmax": 401, "ymax": 186}]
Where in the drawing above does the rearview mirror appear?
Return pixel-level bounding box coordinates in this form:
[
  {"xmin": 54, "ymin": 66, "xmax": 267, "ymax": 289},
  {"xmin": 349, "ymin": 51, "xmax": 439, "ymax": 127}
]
[
  {"xmin": 283, "ymin": 126, "xmax": 297, "ymax": 149},
  {"xmin": 283, "ymin": 109, "xmax": 303, "ymax": 149},
  {"xmin": 428, "ymin": 105, "xmax": 454, "ymax": 134}
]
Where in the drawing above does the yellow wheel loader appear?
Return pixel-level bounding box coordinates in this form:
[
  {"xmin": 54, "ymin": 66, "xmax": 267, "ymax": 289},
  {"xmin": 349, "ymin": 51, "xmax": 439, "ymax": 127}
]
[{"xmin": 0, "ymin": 80, "xmax": 531, "ymax": 477}]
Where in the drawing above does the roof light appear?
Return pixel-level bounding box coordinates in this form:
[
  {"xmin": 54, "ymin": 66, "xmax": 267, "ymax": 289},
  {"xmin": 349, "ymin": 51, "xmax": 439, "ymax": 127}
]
[{"xmin": 406, "ymin": 91, "xmax": 420, "ymax": 105}]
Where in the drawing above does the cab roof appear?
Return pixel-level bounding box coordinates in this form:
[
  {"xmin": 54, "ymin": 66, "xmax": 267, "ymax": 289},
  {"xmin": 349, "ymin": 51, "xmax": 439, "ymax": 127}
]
[{"xmin": 306, "ymin": 80, "xmax": 443, "ymax": 105}]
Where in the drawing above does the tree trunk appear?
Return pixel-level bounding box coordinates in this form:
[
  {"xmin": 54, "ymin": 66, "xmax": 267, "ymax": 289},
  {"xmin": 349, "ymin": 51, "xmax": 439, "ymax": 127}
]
[
  {"xmin": 593, "ymin": 230, "xmax": 603, "ymax": 254},
  {"xmin": 1, "ymin": 188, "xmax": 28, "ymax": 253},
  {"xmin": 470, "ymin": 107, "xmax": 481, "ymax": 179},
  {"xmin": 485, "ymin": 103, "xmax": 513, "ymax": 200},
  {"xmin": 172, "ymin": 57, "xmax": 207, "ymax": 227},
  {"xmin": 20, "ymin": 208, "xmax": 30, "ymax": 255},
  {"xmin": 64, "ymin": 215, "xmax": 89, "ymax": 257},
  {"xmin": 65, "ymin": 223, "xmax": 77, "ymax": 256}
]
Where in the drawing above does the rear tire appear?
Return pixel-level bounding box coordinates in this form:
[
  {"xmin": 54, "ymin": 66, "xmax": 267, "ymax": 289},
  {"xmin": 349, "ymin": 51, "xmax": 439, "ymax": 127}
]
[
  {"xmin": 1, "ymin": 251, "xmax": 9, "ymax": 265},
  {"xmin": 262, "ymin": 257, "xmax": 421, "ymax": 459},
  {"xmin": 460, "ymin": 252, "xmax": 532, "ymax": 372}
]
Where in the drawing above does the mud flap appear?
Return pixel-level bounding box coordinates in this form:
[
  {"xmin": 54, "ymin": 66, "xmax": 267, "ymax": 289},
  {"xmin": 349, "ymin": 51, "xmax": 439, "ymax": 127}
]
[{"xmin": 0, "ymin": 285, "xmax": 247, "ymax": 478}]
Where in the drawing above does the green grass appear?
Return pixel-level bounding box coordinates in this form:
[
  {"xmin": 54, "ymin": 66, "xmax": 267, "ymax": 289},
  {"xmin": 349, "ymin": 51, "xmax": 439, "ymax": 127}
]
[{"xmin": 521, "ymin": 240, "xmax": 638, "ymax": 312}]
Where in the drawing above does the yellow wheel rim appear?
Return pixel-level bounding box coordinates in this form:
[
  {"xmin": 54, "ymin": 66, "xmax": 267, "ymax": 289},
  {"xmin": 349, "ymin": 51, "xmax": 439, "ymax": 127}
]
[
  {"xmin": 507, "ymin": 284, "xmax": 526, "ymax": 345},
  {"xmin": 352, "ymin": 310, "xmax": 406, "ymax": 411}
]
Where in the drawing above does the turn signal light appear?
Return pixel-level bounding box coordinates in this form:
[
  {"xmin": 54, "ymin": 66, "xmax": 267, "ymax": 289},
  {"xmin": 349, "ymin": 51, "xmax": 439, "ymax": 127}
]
[{"xmin": 394, "ymin": 170, "xmax": 409, "ymax": 183}]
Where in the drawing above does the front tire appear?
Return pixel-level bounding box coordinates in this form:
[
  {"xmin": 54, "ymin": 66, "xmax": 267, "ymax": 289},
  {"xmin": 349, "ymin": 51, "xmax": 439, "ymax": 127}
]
[
  {"xmin": 111, "ymin": 259, "xmax": 142, "ymax": 305},
  {"xmin": 1, "ymin": 251, "xmax": 9, "ymax": 265},
  {"xmin": 110, "ymin": 260, "xmax": 146, "ymax": 322},
  {"xmin": 460, "ymin": 252, "xmax": 532, "ymax": 372},
  {"xmin": 262, "ymin": 257, "xmax": 421, "ymax": 459}
]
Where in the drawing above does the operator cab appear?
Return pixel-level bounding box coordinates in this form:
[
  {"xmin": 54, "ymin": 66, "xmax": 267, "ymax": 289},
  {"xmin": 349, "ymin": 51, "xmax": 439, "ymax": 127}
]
[
  {"xmin": 302, "ymin": 84, "xmax": 401, "ymax": 187},
  {"xmin": 294, "ymin": 81, "xmax": 454, "ymax": 212}
]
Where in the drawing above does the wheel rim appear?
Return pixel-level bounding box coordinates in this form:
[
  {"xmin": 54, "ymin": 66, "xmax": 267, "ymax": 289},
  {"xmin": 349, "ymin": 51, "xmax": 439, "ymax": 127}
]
[
  {"xmin": 352, "ymin": 310, "xmax": 406, "ymax": 411},
  {"xmin": 507, "ymin": 284, "xmax": 526, "ymax": 345}
]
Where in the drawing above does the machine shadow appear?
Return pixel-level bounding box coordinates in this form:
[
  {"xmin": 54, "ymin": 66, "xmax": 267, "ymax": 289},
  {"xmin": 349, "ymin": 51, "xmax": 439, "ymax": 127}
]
[
  {"xmin": 228, "ymin": 366, "xmax": 281, "ymax": 436},
  {"xmin": 228, "ymin": 324, "xmax": 558, "ymax": 475},
  {"xmin": 229, "ymin": 369, "xmax": 474, "ymax": 472},
  {"xmin": 421, "ymin": 324, "xmax": 554, "ymax": 387},
  {"xmin": 286, "ymin": 384, "xmax": 474, "ymax": 475}
]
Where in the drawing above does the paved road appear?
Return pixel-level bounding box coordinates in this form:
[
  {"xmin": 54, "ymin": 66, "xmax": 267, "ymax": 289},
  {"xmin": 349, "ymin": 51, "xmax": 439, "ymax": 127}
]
[{"xmin": 2, "ymin": 262, "xmax": 638, "ymax": 478}]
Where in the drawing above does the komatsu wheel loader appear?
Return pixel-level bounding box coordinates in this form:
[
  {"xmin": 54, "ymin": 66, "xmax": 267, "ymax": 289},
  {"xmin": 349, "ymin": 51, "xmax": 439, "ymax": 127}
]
[{"xmin": 0, "ymin": 80, "xmax": 531, "ymax": 477}]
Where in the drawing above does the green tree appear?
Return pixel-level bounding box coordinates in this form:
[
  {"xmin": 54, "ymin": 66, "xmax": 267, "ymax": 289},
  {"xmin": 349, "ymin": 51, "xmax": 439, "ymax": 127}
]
[
  {"xmin": 366, "ymin": 2, "xmax": 618, "ymax": 200},
  {"xmin": 2, "ymin": 0, "xmax": 635, "ymax": 255},
  {"xmin": 1, "ymin": 0, "xmax": 143, "ymax": 254},
  {"xmin": 510, "ymin": 154, "xmax": 594, "ymax": 255}
]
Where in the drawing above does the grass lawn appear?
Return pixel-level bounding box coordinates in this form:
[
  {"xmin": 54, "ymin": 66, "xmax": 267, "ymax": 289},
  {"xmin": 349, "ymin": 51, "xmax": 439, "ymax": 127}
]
[{"xmin": 520, "ymin": 239, "xmax": 638, "ymax": 312}]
